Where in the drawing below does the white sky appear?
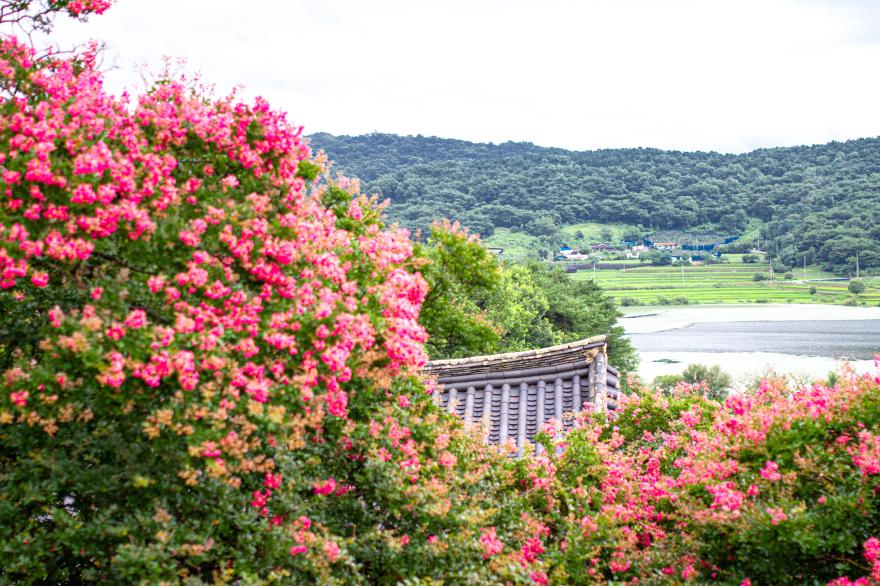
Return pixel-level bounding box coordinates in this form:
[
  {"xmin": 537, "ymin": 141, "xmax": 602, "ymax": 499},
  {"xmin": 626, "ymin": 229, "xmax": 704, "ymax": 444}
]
[{"xmin": 47, "ymin": 0, "xmax": 880, "ymax": 153}]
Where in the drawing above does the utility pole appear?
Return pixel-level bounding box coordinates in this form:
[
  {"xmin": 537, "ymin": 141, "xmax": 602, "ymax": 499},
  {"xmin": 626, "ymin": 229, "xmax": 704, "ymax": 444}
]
[
  {"xmin": 803, "ymin": 254, "xmax": 807, "ymax": 281},
  {"xmin": 856, "ymin": 251, "xmax": 860, "ymax": 279}
]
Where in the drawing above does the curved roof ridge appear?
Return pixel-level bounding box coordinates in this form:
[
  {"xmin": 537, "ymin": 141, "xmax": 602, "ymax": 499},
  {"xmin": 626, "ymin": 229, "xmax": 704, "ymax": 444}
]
[{"xmin": 424, "ymin": 335, "xmax": 609, "ymax": 376}]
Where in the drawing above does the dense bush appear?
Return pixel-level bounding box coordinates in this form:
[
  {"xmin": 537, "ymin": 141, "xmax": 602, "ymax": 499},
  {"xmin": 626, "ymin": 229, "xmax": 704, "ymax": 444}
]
[
  {"xmin": 0, "ymin": 14, "xmax": 514, "ymax": 582},
  {"xmin": 850, "ymin": 280, "xmax": 867, "ymax": 295}
]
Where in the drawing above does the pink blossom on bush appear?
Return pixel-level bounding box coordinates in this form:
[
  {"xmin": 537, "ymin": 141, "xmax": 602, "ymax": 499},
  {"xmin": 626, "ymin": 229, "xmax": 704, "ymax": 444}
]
[
  {"xmin": 323, "ymin": 540, "xmax": 341, "ymax": 563},
  {"xmin": 480, "ymin": 527, "xmax": 503, "ymax": 559},
  {"xmin": 766, "ymin": 507, "xmax": 787, "ymax": 525},
  {"xmin": 313, "ymin": 478, "xmax": 337, "ymax": 496},
  {"xmin": 760, "ymin": 460, "xmax": 782, "ymax": 481}
]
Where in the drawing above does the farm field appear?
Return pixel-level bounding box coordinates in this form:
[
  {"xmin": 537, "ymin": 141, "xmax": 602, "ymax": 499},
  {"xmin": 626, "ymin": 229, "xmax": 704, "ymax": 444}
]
[{"xmin": 569, "ymin": 256, "xmax": 880, "ymax": 306}]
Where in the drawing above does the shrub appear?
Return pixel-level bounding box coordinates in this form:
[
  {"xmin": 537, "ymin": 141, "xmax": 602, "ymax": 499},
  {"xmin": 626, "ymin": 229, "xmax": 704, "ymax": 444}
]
[
  {"xmin": 753, "ymin": 272, "xmax": 768, "ymax": 282},
  {"xmin": 548, "ymin": 374, "xmax": 880, "ymax": 584},
  {"xmin": 619, "ymin": 296, "xmax": 641, "ymax": 306},
  {"xmin": 652, "ymin": 373, "xmax": 685, "ymax": 392},
  {"xmin": 810, "ymin": 285, "xmax": 818, "ymax": 295},
  {"xmin": 849, "ymin": 279, "xmax": 867, "ymax": 295},
  {"xmin": 680, "ymin": 363, "xmax": 733, "ymax": 399}
]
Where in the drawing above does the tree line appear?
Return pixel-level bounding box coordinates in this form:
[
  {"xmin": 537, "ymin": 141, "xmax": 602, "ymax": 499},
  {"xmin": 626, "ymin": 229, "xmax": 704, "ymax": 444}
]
[{"xmin": 311, "ymin": 132, "xmax": 880, "ymax": 275}]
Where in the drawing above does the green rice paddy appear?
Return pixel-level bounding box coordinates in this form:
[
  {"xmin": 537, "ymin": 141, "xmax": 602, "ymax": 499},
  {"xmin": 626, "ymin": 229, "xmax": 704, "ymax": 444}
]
[
  {"xmin": 480, "ymin": 222, "xmax": 879, "ymax": 307},
  {"xmin": 569, "ymin": 256, "xmax": 880, "ymax": 306}
]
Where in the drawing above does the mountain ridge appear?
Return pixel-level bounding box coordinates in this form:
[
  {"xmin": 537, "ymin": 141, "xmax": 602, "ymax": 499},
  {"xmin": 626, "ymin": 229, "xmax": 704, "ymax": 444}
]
[{"xmin": 308, "ymin": 132, "xmax": 880, "ymax": 275}]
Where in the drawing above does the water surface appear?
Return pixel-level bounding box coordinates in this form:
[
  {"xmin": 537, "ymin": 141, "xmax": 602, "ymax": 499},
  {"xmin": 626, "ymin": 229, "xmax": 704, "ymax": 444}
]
[{"xmin": 620, "ymin": 305, "xmax": 880, "ymax": 386}]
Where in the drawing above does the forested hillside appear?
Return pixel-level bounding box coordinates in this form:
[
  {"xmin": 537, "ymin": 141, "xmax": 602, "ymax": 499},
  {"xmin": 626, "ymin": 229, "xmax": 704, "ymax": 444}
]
[{"xmin": 310, "ymin": 132, "xmax": 880, "ymax": 275}]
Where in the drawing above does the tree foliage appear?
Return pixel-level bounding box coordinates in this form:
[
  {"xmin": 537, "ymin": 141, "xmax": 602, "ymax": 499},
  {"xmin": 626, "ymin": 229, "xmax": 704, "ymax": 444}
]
[
  {"xmin": 654, "ymin": 363, "xmax": 734, "ymax": 401},
  {"xmin": 416, "ymin": 225, "xmax": 637, "ymax": 374},
  {"xmin": 311, "ymin": 132, "xmax": 880, "ymax": 275}
]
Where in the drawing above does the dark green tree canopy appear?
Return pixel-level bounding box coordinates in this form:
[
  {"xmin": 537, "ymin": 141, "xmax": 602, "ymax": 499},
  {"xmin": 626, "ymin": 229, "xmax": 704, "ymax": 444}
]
[{"xmin": 311, "ymin": 132, "xmax": 880, "ymax": 275}]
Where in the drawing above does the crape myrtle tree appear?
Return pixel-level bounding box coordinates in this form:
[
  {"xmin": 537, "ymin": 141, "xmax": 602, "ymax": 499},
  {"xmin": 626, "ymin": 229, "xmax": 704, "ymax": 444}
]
[
  {"xmin": 0, "ymin": 3, "xmax": 528, "ymax": 582},
  {"xmin": 2, "ymin": 3, "xmax": 880, "ymax": 585}
]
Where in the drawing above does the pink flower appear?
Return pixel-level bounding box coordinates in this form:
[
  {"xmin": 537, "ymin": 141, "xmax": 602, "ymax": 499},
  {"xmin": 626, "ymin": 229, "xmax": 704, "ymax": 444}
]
[
  {"xmin": 147, "ymin": 275, "xmax": 166, "ymax": 293},
  {"xmin": 707, "ymin": 481, "xmax": 744, "ymax": 512},
  {"xmin": 9, "ymin": 390, "xmax": 28, "ymax": 406},
  {"xmin": 438, "ymin": 451, "xmax": 457, "ymax": 469},
  {"xmin": 608, "ymin": 551, "xmax": 631, "ymax": 573},
  {"xmin": 200, "ymin": 442, "xmax": 222, "ymax": 458},
  {"xmin": 124, "ymin": 309, "xmax": 147, "ymax": 329},
  {"xmin": 30, "ymin": 272, "xmax": 49, "ymax": 287},
  {"xmin": 520, "ymin": 537, "xmax": 545, "ymax": 565},
  {"xmin": 289, "ymin": 545, "xmax": 307, "ymax": 556},
  {"xmin": 530, "ymin": 571, "xmax": 548, "ymax": 585},
  {"xmin": 480, "ymin": 527, "xmax": 503, "ymax": 559},
  {"xmin": 323, "ymin": 540, "xmax": 341, "ymax": 563},
  {"xmin": 863, "ymin": 537, "xmax": 880, "ymax": 562},
  {"xmin": 326, "ymin": 389, "xmax": 348, "ymax": 417},
  {"xmin": 313, "ymin": 477, "xmax": 337, "ymax": 496},
  {"xmin": 539, "ymin": 418, "xmax": 558, "ymax": 438},
  {"xmin": 90, "ymin": 287, "xmax": 103, "ymax": 300},
  {"xmin": 263, "ymin": 472, "xmax": 282, "ymax": 489},
  {"xmin": 48, "ymin": 306, "xmax": 64, "ymax": 328},
  {"xmin": 681, "ymin": 407, "xmax": 702, "ymax": 428},
  {"xmin": 766, "ymin": 507, "xmax": 787, "ymax": 525},
  {"xmin": 760, "ymin": 460, "xmax": 782, "ymax": 482},
  {"xmin": 105, "ymin": 323, "xmax": 125, "ymax": 340}
]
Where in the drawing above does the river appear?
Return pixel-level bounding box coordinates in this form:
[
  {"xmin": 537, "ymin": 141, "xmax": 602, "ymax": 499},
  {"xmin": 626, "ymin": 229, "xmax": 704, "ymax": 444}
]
[{"xmin": 620, "ymin": 304, "xmax": 880, "ymax": 386}]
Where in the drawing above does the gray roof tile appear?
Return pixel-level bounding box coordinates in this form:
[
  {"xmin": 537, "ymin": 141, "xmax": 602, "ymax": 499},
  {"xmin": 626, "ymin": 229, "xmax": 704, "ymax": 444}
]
[{"xmin": 425, "ymin": 336, "xmax": 620, "ymax": 455}]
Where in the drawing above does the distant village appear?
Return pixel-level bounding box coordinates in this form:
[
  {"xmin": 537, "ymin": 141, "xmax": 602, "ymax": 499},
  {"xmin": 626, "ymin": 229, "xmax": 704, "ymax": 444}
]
[{"xmin": 554, "ymin": 235, "xmax": 742, "ymax": 266}]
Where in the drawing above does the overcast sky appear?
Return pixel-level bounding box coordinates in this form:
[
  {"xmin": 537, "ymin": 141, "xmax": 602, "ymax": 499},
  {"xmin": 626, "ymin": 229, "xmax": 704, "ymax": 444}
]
[{"xmin": 49, "ymin": 0, "xmax": 880, "ymax": 153}]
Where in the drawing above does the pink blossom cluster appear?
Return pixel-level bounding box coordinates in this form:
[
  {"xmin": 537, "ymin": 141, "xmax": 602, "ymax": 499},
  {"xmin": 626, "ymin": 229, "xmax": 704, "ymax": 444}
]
[
  {"xmin": 0, "ymin": 32, "xmax": 432, "ymax": 561},
  {"xmin": 495, "ymin": 371, "xmax": 880, "ymax": 583}
]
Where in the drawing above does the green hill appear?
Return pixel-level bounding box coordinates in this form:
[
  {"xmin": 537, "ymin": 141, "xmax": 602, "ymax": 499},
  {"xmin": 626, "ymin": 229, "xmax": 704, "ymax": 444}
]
[{"xmin": 309, "ymin": 132, "xmax": 880, "ymax": 275}]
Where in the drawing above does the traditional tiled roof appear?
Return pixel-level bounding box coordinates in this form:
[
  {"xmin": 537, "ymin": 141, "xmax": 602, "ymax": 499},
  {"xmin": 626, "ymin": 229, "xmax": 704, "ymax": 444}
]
[{"xmin": 425, "ymin": 336, "xmax": 620, "ymax": 456}]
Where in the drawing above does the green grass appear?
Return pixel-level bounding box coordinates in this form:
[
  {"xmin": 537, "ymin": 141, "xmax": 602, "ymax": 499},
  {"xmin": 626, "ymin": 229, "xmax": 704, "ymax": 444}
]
[
  {"xmin": 737, "ymin": 219, "xmax": 763, "ymax": 243},
  {"xmin": 570, "ymin": 260, "xmax": 880, "ymax": 306},
  {"xmin": 482, "ymin": 228, "xmax": 543, "ymax": 260}
]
